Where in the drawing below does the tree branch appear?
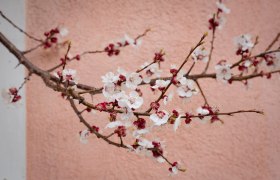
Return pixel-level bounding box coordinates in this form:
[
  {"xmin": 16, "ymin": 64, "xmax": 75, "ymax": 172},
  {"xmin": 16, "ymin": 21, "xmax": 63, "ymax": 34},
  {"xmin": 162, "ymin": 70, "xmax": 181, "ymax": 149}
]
[
  {"xmin": 0, "ymin": 10, "xmax": 43, "ymax": 42},
  {"xmin": 145, "ymin": 33, "xmax": 207, "ymax": 113}
]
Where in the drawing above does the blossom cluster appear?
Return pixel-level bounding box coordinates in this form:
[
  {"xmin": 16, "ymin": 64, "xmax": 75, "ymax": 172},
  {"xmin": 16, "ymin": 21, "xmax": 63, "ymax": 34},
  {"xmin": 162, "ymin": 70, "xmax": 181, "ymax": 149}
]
[
  {"xmin": 54, "ymin": 69, "xmax": 78, "ymax": 84},
  {"xmin": 1, "ymin": 87, "xmax": 21, "ymax": 103},
  {"xmin": 43, "ymin": 27, "xmax": 68, "ymax": 49},
  {"xmin": 104, "ymin": 34, "xmax": 141, "ymax": 56},
  {"xmin": 208, "ymin": 1, "xmax": 230, "ymax": 30}
]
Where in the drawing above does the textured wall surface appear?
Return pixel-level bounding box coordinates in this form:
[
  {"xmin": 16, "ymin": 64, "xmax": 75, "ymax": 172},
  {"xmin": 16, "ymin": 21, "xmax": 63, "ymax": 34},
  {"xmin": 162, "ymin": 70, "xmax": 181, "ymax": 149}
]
[{"xmin": 26, "ymin": 0, "xmax": 280, "ymax": 179}]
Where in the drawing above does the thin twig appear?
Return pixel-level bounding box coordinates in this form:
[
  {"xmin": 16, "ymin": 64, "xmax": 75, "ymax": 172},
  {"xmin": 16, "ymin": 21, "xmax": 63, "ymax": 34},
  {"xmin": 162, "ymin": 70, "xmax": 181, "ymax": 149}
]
[
  {"xmin": 69, "ymin": 98, "xmax": 182, "ymax": 170},
  {"xmin": 145, "ymin": 34, "xmax": 207, "ymax": 113},
  {"xmin": 22, "ymin": 43, "xmax": 44, "ymax": 54},
  {"xmin": 194, "ymin": 80, "xmax": 208, "ymax": 106},
  {"xmin": 182, "ymin": 109, "xmax": 264, "ymax": 118},
  {"xmin": 69, "ymin": 98, "xmax": 128, "ymax": 148},
  {"xmin": 203, "ymin": 14, "xmax": 216, "ymax": 73},
  {"xmin": 46, "ymin": 29, "xmax": 151, "ymax": 72},
  {"xmin": 158, "ymin": 151, "xmax": 186, "ymax": 172},
  {"xmin": 0, "ymin": 10, "xmax": 42, "ymax": 42},
  {"xmin": 136, "ymin": 61, "xmax": 155, "ymax": 73},
  {"xmin": 135, "ymin": 28, "xmax": 151, "ymax": 41},
  {"xmin": 186, "ymin": 62, "xmax": 196, "ymax": 75},
  {"xmin": 106, "ymin": 132, "xmax": 116, "ymax": 139},
  {"xmin": 62, "ymin": 42, "xmax": 72, "ymax": 70},
  {"xmin": 265, "ymin": 32, "xmax": 280, "ymax": 51},
  {"xmin": 249, "ymin": 36, "xmax": 259, "ymax": 55},
  {"xmin": 120, "ymin": 136, "xmax": 123, "ymax": 146},
  {"xmin": 231, "ymin": 49, "xmax": 280, "ymax": 69},
  {"xmin": 18, "ymin": 72, "xmax": 32, "ymax": 92}
]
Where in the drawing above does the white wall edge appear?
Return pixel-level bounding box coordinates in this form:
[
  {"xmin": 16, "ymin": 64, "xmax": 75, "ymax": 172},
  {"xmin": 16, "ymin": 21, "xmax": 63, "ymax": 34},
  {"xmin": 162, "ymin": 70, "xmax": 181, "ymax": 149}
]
[{"xmin": 0, "ymin": 0, "xmax": 26, "ymax": 179}]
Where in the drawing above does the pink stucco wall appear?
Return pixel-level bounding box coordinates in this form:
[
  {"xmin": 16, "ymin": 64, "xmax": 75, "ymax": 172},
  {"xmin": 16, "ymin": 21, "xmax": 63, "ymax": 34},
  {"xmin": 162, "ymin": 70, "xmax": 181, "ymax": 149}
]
[{"xmin": 26, "ymin": 0, "xmax": 280, "ymax": 179}]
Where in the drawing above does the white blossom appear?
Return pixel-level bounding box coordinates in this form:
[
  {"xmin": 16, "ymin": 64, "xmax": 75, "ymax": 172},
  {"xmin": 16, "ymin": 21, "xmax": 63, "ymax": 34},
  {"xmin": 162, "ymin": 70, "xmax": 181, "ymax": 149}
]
[
  {"xmin": 197, "ymin": 107, "xmax": 209, "ymax": 115},
  {"xmin": 143, "ymin": 77, "xmax": 152, "ymax": 84},
  {"xmin": 191, "ymin": 47, "xmax": 209, "ymax": 63},
  {"xmin": 117, "ymin": 91, "xmax": 143, "ymax": 110},
  {"xmin": 274, "ymin": 52, "xmax": 280, "ymax": 61},
  {"xmin": 149, "ymin": 63, "xmax": 162, "ymax": 76},
  {"xmin": 1, "ymin": 87, "xmax": 22, "ymax": 106},
  {"xmin": 79, "ymin": 130, "xmax": 90, "ymax": 144},
  {"xmin": 101, "ymin": 72, "xmax": 118, "ymax": 84},
  {"xmin": 123, "ymin": 34, "xmax": 134, "ymax": 45},
  {"xmin": 59, "ymin": 27, "xmax": 69, "ymax": 37},
  {"xmin": 130, "ymin": 145, "xmax": 149, "ymax": 156},
  {"xmin": 117, "ymin": 67, "xmax": 127, "ymax": 77},
  {"xmin": 169, "ymin": 166, "xmax": 179, "ymax": 175},
  {"xmin": 234, "ymin": 34, "xmax": 254, "ymax": 52},
  {"xmin": 170, "ymin": 64, "xmax": 177, "ymax": 69},
  {"xmin": 120, "ymin": 108, "xmax": 134, "ymax": 120},
  {"xmin": 174, "ymin": 114, "xmax": 183, "ymax": 132},
  {"xmin": 143, "ymin": 63, "xmax": 162, "ymax": 83},
  {"xmin": 177, "ymin": 79, "xmax": 198, "ymax": 99},
  {"xmin": 102, "ymin": 82, "xmax": 121, "ymax": 101},
  {"xmin": 196, "ymin": 107, "xmax": 211, "ymax": 123},
  {"xmin": 177, "ymin": 75, "xmax": 187, "ymax": 85},
  {"xmin": 132, "ymin": 129, "xmax": 149, "ymax": 138},
  {"xmin": 123, "ymin": 34, "xmax": 142, "ymax": 48},
  {"xmin": 133, "ymin": 39, "xmax": 142, "ymax": 48},
  {"xmin": 105, "ymin": 121, "xmax": 123, "ymax": 129},
  {"xmin": 175, "ymin": 70, "xmax": 187, "ymax": 84},
  {"xmin": 271, "ymin": 52, "xmax": 280, "ymax": 68},
  {"xmin": 125, "ymin": 72, "xmax": 142, "ymax": 90},
  {"xmin": 126, "ymin": 91, "xmax": 144, "ymax": 109},
  {"xmin": 105, "ymin": 120, "xmax": 131, "ymax": 129},
  {"xmin": 137, "ymin": 139, "xmax": 166, "ymax": 163},
  {"xmin": 1, "ymin": 89, "xmax": 13, "ymax": 103},
  {"xmin": 53, "ymin": 71, "xmax": 60, "ymax": 79},
  {"xmin": 216, "ymin": 1, "xmax": 230, "ymax": 14},
  {"xmin": 116, "ymin": 92, "xmax": 129, "ymax": 108},
  {"xmin": 61, "ymin": 69, "xmax": 77, "ymax": 83},
  {"xmin": 244, "ymin": 59, "xmax": 252, "ymax": 67},
  {"xmin": 217, "ymin": 16, "xmax": 227, "ymax": 30},
  {"xmin": 152, "ymin": 80, "xmax": 170, "ymax": 90},
  {"xmin": 157, "ymin": 156, "xmax": 166, "ymax": 163},
  {"xmin": 150, "ymin": 110, "xmax": 170, "ymax": 126},
  {"xmin": 163, "ymin": 92, "xmax": 174, "ymax": 105},
  {"xmin": 215, "ymin": 62, "xmax": 232, "ymax": 82},
  {"xmin": 102, "ymin": 82, "xmax": 115, "ymax": 96},
  {"xmin": 138, "ymin": 138, "xmax": 154, "ymax": 148}
]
